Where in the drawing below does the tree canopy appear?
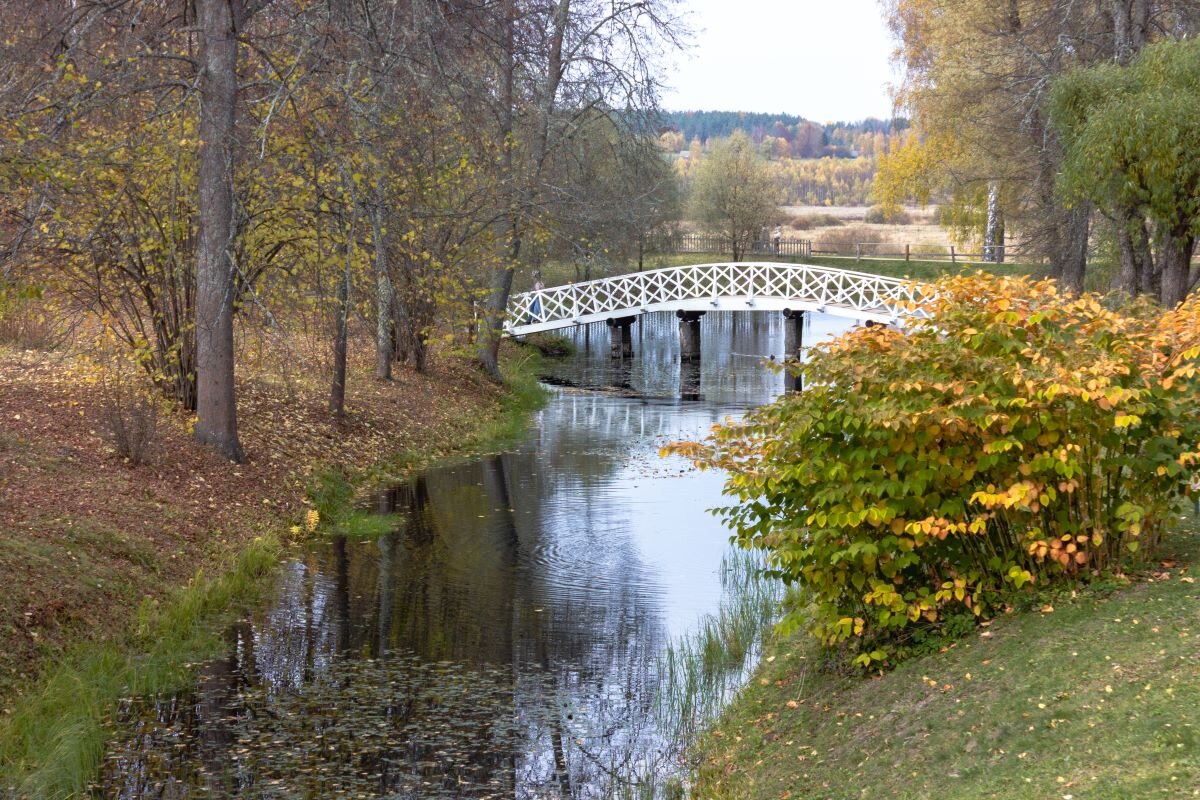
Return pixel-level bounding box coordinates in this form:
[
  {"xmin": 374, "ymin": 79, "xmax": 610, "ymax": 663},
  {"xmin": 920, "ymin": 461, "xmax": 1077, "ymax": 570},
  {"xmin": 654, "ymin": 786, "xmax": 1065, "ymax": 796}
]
[
  {"xmin": 687, "ymin": 131, "xmax": 781, "ymax": 261},
  {"xmin": 1052, "ymin": 38, "xmax": 1200, "ymax": 306},
  {"xmin": 880, "ymin": 0, "xmax": 1200, "ymax": 291},
  {"xmin": 0, "ymin": 0, "xmax": 686, "ymax": 459}
]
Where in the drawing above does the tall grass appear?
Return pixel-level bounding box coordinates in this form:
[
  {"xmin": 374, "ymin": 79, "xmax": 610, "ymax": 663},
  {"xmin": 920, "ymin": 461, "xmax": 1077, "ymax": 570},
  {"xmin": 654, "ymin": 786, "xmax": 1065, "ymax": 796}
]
[{"xmin": 656, "ymin": 549, "xmax": 783, "ymax": 748}]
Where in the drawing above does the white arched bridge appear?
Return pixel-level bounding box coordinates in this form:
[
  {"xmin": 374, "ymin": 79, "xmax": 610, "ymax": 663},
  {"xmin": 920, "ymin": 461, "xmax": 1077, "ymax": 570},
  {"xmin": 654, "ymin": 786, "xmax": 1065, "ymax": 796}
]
[{"xmin": 504, "ymin": 262, "xmax": 928, "ymax": 338}]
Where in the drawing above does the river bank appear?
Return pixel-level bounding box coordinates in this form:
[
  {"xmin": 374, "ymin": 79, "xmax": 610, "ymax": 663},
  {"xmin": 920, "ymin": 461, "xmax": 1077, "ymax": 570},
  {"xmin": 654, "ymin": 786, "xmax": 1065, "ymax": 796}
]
[
  {"xmin": 693, "ymin": 511, "xmax": 1200, "ymax": 799},
  {"xmin": 0, "ymin": 341, "xmax": 545, "ymax": 795}
]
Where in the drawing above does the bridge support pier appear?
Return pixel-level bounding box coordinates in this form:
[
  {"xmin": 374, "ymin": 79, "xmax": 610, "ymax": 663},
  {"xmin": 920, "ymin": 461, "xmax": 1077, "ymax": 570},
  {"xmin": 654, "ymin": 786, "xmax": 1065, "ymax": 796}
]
[
  {"xmin": 607, "ymin": 315, "xmax": 637, "ymax": 359},
  {"xmin": 677, "ymin": 310, "xmax": 705, "ymax": 362},
  {"xmin": 680, "ymin": 359, "xmax": 702, "ymax": 401},
  {"xmin": 783, "ymin": 309, "xmax": 805, "ymax": 392}
]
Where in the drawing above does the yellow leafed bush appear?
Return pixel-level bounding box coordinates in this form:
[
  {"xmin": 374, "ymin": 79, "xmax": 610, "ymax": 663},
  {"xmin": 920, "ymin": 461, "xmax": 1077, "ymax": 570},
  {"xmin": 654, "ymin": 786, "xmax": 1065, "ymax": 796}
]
[{"xmin": 669, "ymin": 274, "xmax": 1200, "ymax": 667}]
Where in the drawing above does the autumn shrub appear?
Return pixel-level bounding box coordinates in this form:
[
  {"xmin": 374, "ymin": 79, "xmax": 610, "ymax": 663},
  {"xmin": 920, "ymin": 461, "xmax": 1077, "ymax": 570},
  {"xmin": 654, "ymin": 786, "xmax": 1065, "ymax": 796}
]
[
  {"xmin": 788, "ymin": 213, "xmax": 844, "ymax": 231},
  {"xmin": 99, "ymin": 370, "xmax": 161, "ymax": 466},
  {"xmin": 812, "ymin": 224, "xmax": 882, "ymax": 254},
  {"xmin": 671, "ymin": 274, "xmax": 1200, "ymax": 668},
  {"xmin": 0, "ymin": 284, "xmax": 67, "ymax": 350},
  {"xmin": 79, "ymin": 332, "xmax": 162, "ymax": 465},
  {"xmin": 863, "ymin": 205, "xmax": 911, "ymax": 224}
]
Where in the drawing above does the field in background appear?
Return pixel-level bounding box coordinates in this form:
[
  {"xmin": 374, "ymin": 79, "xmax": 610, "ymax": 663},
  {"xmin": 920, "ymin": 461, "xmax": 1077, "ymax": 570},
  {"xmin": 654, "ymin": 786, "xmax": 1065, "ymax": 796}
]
[
  {"xmin": 520, "ymin": 248, "xmax": 1036, "ymax": 295},
  {"xmin": 781, "ymin": 204, "xmax": 957, "ymax": 258},
  {"xmin": 513, "ymin": 204, "xmax": 1038, "ymax": 293},
  {"xmin": 781, "ymin": 204, "xmax": 939, "ymax": 221}
]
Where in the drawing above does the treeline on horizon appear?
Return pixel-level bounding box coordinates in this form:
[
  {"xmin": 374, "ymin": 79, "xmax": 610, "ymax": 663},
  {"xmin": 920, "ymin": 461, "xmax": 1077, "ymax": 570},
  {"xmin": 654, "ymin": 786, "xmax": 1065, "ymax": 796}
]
[{"xmin": 661, "ymin": 110, "xmax": 909, "ymax": 159}]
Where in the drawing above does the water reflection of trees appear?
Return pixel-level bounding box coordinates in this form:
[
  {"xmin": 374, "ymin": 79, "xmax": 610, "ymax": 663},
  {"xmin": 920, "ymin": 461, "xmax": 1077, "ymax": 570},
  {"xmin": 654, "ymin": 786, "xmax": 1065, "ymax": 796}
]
[
  {"xmin": 101, "ymin": 313, "xmax": 836, "ymax": 796},
  {"xmin": 105, "ymin": 456, "xmax": 678, "ymax": 797}
]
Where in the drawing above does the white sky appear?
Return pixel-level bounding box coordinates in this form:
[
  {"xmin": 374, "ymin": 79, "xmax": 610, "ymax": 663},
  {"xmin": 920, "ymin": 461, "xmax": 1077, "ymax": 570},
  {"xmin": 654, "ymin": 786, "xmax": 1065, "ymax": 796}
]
[{"xmin": 661, "ymin": 0, "xmax": 899, "ymax": 123}]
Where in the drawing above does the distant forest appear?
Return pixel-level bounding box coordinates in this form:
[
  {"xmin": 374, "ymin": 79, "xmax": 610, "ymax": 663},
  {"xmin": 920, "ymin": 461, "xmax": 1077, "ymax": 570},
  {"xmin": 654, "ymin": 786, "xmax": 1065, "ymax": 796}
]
[
  {"xmin": 661, "ymin": 111, "xmax": 909, "ymax": 159},
  {"xmin": 662, "ymin": 112, "xmax": 912, "ymax": 206}
]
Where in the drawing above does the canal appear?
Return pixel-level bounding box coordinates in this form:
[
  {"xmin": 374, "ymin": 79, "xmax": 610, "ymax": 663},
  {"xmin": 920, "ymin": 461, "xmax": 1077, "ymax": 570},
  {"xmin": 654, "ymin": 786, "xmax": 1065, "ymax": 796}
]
[{"xmin": 100, "ymin": 311, "xmax": 856, "ymax": 798}]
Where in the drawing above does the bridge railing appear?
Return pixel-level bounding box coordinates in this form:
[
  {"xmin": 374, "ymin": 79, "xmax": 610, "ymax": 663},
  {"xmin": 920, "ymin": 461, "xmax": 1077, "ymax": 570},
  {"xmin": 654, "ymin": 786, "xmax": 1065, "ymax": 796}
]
[{"xmin": 505, "ymin": 262, "xmax": 928, "ymax": 333}]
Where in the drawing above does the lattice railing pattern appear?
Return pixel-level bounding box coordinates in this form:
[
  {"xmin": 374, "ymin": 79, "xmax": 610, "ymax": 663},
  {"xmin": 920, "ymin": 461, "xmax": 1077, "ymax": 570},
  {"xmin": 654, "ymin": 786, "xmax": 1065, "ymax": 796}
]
[{"xmin": 505, "ymin": 262, "xmax": 929, "ymax": 336}]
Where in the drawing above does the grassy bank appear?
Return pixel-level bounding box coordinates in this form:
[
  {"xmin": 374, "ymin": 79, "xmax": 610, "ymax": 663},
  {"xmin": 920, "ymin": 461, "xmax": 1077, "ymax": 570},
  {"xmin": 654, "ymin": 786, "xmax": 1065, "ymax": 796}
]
[
  {"xmin": 0, "ymin": 342, "xmax": 547, "ymax": 798},
  {"xmin": 695, "ymin": 510, "xmax": 1200, "ymax": 799}
]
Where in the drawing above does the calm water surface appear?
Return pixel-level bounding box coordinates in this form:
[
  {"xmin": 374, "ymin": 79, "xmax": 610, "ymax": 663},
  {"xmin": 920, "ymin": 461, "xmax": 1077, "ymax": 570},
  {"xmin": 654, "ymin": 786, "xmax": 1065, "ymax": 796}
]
[{"xmin": 101, "ymin": 312, "xmax": 856, "ymax": 799}]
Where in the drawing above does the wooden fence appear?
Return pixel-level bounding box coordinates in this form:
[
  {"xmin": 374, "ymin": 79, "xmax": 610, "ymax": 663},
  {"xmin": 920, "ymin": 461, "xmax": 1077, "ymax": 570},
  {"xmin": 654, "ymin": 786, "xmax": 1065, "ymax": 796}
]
[
  {"xmin": 658, "ymin": 235, "xmax": 1028, "ymax": 265},
  {"xmin": 665, "ymin": 233, "xmax": 812, "ymax": 258},
  {"xmin": 810, "ymin": 242, "xmax": 1017, "ymax": 265}
]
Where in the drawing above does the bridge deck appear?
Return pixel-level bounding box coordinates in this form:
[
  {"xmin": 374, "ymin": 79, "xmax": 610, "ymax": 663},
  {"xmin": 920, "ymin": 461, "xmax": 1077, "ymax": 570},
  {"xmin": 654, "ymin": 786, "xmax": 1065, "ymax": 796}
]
[{"xmin": 504, "ymin": 262, "xmax": 928, "ymax": 336}]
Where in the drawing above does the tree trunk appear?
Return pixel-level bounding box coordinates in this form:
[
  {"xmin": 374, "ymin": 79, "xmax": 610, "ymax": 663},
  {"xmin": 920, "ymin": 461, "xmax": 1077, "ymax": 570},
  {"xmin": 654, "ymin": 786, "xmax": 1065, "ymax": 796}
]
[
  {"xmin": 1057, "ymin": 203, "xmax": 1090, "ymax": 294},
  {"xmin": 1110, "ymin": 0, "xmax": 1149, "ymax": 65},
  {"xmin": 984, "ymin": 182, "xmax": 1005, "ymax": 262},
  {"xmin": 477, "ymin": 0, "xmax": 518, "ymax": 382},
  {"xmin": 370, "ymin": 207, "xmax": 393, "ymax": 381},
  {"xmin": 329, "ymin": 229, "xmax": 352, "ymax": 416},
  {"xmin": 1114, "ymin": 218, "xmax": 1139, "ymax": 296},
  {"xmin": 478, "ymin": 247, "xmax": 516, "ymax": 380},
  {"xmin": 375, "ymin": 270, "xmax": 394, "ymax": 380},
  {"xmin": 1141, "ymin": 238, "xmax": 1162, "ymax": 299},
  {"xmin": 193, "ymin": 0, "xmax": 244, "ymax": 463},
  {"xmin": 1111, "ymin": 209, "xmax": 1151, "ymax": 297},
  {"xmin": 1136, "ymin": 223, "xmax": 1156, "ymax": 297},
  {"xmin": 411, "ymin": 327, "xmax": 429, "ymax": 373},
  {"xmin": 1160, "ymin": 228, "xmax": 1195, "ymax": 308},
  {"xmin": 479, "ymin": 0, "xmax": 572, "ymax": 381},
  {"xmin": 391, "ymin": 290, "xmax": 407, "ymax": 364}
]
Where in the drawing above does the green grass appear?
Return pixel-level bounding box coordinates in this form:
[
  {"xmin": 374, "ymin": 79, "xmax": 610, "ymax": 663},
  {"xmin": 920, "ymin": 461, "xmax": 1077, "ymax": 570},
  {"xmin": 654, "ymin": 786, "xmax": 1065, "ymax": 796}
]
[
  {"xmin": 657, "ymin": 551, "xmax": 783, "ymax": 748},
  {"xmin": 0, "ymin": 535, "xmax": 282, "ymax": 800},
  {"xmin": 0, "ymin": 348, "xmax": 549, "ymax": 799},
  {"xmin": 805, "ymin": 254, "xmax": 1042, "ymax": 281},
  {"xmin": 695, "ymin": 510, "xmax": 1200, "ymax": 799}
]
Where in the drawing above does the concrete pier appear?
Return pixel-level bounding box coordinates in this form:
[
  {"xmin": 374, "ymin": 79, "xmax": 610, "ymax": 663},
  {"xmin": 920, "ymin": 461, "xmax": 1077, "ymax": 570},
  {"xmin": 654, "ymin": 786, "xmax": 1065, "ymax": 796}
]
[
  {"xmin": 606, "ymin": 315, "xmax": 637, "ymax": 359},
  {"xmin": 677, "ymin": 310, "xmax": 705, "ymax": 362},
  {"xmin": 680, "ymin": 360, "xmax": 702, "ymax": 401},
  {"xmin": 782, "ymin": 309, "xmax": 805, "ymax": 391}
]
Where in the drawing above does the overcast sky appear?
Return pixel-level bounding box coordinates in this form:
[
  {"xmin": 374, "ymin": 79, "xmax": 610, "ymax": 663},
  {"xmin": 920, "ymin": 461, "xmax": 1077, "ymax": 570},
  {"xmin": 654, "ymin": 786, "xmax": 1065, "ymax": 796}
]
[{"xmin": 660, "ymin": 0, "xmax": 899, "ymax": 123}]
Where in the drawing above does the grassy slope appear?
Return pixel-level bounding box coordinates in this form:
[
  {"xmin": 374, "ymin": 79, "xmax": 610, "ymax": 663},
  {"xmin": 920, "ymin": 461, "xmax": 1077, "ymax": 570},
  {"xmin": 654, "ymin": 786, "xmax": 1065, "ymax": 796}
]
[{"xmin": 696, "ymin": 513, "xmax": 1200, "ymax": 800}]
